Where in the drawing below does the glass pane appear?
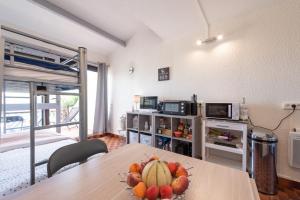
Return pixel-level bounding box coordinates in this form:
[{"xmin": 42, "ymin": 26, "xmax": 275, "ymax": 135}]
[
  {"xmin": 87, "ymin": 70, "xmax": 97, "ymax": 134},
  {"xmin": 1, "ymin": 81, "xmax": 30, "ymax": 134},
  {"xmin": 0, "ymin": 81, "xmax": 30, "ymax": 196},
  {"xmin": 35, "ymin": 95, "xmax": 79, "ymax": 127}
]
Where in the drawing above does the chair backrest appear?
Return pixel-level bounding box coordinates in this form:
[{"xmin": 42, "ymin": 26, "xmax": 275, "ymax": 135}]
[{"xmin": 47, "ymin": 139, "xmax": 108, "ymax": 177}]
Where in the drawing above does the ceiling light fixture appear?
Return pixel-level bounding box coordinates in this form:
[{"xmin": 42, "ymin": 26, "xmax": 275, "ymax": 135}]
[
  {"xmin": 196, "ymin": 0, "xmax": 224, "ymax": 46},
  {"xmin": 217, "ymin": 34, "xmax": 223, "ymax": 40},
  {"xmin": 196, "ymin": 35, "xmax": 223, "ymax": 46},
  {"xmin": 196, "ymin": 40, "xmax": 203, "ymax": 46}
]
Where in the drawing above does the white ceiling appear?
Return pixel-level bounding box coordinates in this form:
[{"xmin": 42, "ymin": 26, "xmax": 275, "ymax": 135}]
[
  {"xmin": 46, "ymin": 0, "xmax": 207, "ymax": 41},
  {"xmin": 46, "ymin": 0, "xmax": 141, "ymax": 42},
  {"xmin": 0, "ymin": 0, "xmax": 275, "ymax": 58},
  {"xmin": 199, "ymin": 0, "xmax": 274, "ymax": 24},
  {"xmin": 0, "ymin": 0, "xmax": 119, "ymax": 59}
]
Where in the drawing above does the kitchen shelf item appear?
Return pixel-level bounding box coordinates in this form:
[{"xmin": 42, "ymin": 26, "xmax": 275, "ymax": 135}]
[
  {"xmin": 202, "ymin": 119, "xmax": 248, "ymax": 171},
  {"xmin": 174, "ymin": 131, "xmax": 183, "ymax": 138}
]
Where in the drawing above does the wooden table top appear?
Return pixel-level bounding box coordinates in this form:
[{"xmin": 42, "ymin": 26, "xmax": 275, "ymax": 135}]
[{"xmin": 4, "ymin": 143, "xmax": 259, "ymax": 200}]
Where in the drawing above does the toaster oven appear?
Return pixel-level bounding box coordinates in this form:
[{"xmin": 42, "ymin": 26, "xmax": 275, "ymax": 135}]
[{"xmin": 161, "ymin": 101, "xmax": 191, "ymax": 116}]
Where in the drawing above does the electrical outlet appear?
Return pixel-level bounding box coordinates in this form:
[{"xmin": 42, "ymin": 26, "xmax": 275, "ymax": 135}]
[{"xmin": 282, "ymin": 102, "xmax": 300, "ymax": 110}]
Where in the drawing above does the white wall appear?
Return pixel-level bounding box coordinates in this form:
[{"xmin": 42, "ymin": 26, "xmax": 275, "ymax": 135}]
[{"xmin": 108, "ymin": 0, "xmax": 300, "ymax": 181}]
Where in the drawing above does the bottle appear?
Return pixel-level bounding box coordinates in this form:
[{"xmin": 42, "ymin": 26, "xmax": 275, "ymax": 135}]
[
  {"xmin": 133, "ymin": 116, "xmax": 139, "ymax": 129},
  {"xmin": 144, "ymin": 121, "xmax": 149, "ymax": 131},
  {"xmin": 120, "ymin": 115, "xmax": 126, "ymax": 130},
  {"xmin": 240, "ymin": 97, "xmax": 249, "ymax": 121}
]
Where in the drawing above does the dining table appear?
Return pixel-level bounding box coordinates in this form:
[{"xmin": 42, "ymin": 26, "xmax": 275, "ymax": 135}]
[{"xmin": 3, "ymin": 143, "xmax": 260, "ymax": 200}]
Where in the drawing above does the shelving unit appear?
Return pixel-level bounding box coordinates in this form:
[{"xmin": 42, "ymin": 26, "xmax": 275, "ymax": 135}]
[
  {"xmin": 126, "ymin": 112, "xmax": 153, "ymax": 146},
  {"xmin": 202, "ymin": 119, "xmax": 248, "ymax": 171},
  {"xmin": 126, "ymin": 112, "xmax": 201, "ymax": 158}
]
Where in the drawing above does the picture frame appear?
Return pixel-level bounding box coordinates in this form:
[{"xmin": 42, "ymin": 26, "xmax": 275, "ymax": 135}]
[{"xmin": 158, "ymin": 67, "xmax": 170, "ymax": 81}]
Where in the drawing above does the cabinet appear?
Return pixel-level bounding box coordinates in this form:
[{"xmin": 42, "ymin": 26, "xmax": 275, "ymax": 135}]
[
  {"xmin": 126, "ymin": 112, "xmax": 153, "ymax": 145},
  {"xmin": 202, "ymin": 119, "xmax": 247, "ymax": 171},
  {"xmin": 126, "ymin": 112, "xmax": 201, "ymax": 158}
]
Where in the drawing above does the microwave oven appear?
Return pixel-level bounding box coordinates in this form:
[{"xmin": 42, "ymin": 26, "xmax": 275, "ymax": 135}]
[
  {"xmin": 205, "ymin": 103, "xmax": 240, "ymax": 120},
  {"xmin": 161, "ymin": 101, "xmax": 191, "ymax": 116},
  {"xmin": 140, "ymin": 96, "xmax": 158, "ymax": 110}
]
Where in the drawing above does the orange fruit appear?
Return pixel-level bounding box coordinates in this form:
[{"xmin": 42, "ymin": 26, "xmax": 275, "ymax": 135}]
[
  {"xmin": 133, "ymin": 182, "xmax": 146, "ymax": 198},
  {"xmin": 129, "ymin": 163, "xmax": 141, "ymax": 173}
]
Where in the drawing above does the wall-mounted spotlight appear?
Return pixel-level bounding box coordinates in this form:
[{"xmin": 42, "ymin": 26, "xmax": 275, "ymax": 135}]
[
  {"xmin": 196, "ymin": 34, "xmax": 223, "ymax": 46},
  {"xmin": 216, "ymin": 34, "xmax": 223, "ymax": 40},
  {"xmin": 129, "ymin": 66, "xmax": 134, "ymax": 74},
  {"xmin": 196, "ymin": 0, "xmax": 224, "ymax": 46},
  {"xmin": 196, "ymin": 40, "xmax": 203, "ymax": 46}
]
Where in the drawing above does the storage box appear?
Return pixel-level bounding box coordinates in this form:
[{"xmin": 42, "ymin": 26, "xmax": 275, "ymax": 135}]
[
  {"xmin": 140, "ymin": 134, "xmax": 152, "ymax": 146},
  {"xmin": 129, "ymin": 131, "xmax": 139, "ymax": 144}
]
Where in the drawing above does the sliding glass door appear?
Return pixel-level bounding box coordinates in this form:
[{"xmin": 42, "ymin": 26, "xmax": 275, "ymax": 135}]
[{"xmin": 87, "ymin": 70, "xmax": 98, "ymax": 134}]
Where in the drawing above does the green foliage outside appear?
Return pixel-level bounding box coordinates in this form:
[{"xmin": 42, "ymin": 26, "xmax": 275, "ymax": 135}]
[{"xmin": 62, "ymin": 96, "xmax": 79, "ymax": 109}]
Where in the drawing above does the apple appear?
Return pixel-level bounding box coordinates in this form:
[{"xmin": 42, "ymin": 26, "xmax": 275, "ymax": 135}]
[
  {"xmin": 171, "ymin": 176, "xmax": 189, "ymax": 195},
  {"xmin": 175, "ymin": 166, "xmax": 188, "ymax": 177},
  {"xmin": 167, "ymin": 162, "xmax": 179, "ymax": 176},
  {"xmin": 145, "ymin": 185, "xmax": 159, "ymax": 200},
  {"xmin": 140, "ymin": 161, "xmax": 147, "ymax": 173},
  {"xmin": 160, "ymin": 185, "xmax": 173, "ymax": 199},
  {"xmin": 127, "ymin": 172, "xmax": 142, "ymax": 187}
]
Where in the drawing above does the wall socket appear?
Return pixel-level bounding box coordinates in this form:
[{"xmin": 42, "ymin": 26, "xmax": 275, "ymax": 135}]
[{"xmin": 282, "ymin": 102, "xmax": 300, "ymax": 110}]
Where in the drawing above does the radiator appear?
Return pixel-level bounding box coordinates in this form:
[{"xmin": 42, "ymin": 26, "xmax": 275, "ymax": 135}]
[{"xmin": 289, "ymin": 132, "xmax": 300, "ymax": 168}]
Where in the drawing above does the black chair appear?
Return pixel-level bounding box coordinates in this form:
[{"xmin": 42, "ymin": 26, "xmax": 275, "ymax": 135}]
[{"xmin": 47, "ymin": 139, "xmax": 108, "ymax": 177}]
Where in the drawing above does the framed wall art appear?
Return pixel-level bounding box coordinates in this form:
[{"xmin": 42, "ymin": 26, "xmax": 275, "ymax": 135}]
[{"xmin": 158, "ymin": 67, "xmax": 170, "ymax": 81}]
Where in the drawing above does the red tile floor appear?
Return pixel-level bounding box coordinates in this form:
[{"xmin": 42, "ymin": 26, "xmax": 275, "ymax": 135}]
[{"xmin": 88, "ymin": 133, "xmax": 126, "ymax": 152}]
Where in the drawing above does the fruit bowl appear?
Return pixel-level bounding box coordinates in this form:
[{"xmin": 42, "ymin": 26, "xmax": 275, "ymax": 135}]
[
  {"xmin": 124, "ymin": 156, "xmax": 191, "ymax": 199},
  {"xmin": 174, "ymin": 131, "xmax": 183, "ymax": 138}
]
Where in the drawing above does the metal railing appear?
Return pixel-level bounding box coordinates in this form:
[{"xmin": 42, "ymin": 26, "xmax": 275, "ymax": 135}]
[{"xmin": 1, "ymin": 25, "xmax": 79, "ymax": 52}]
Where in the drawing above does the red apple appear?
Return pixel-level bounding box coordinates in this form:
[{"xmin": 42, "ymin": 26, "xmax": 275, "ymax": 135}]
[
  {"xmin": 175, "ymin": 166, "xmax": 188, "ymax": 177},
  {"xmin": 167, "ymin": 162, "xmax": 179, "ymax": 176},
  {"xmin": 160, "ymin": 185, "xmax": 173, "ymax": 199},
  {"xmin": 145, "ymin": 185, "xmax": 159, "ymax": 200},
  {"xmin": 140, "ymin": 161, "xmax": 147, "ymax": 173},
  {"xmin": 171, "ymin": 176, "xmax": 189, "ymax": 195},
  {"xmin": 127, "ymin": 172, "xmax": 142, "ymax": 187}
]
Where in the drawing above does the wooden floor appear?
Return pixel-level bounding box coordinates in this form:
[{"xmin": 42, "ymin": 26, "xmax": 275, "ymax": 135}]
[{"xmin": 259, "ymin": 178, "xmax": 300, "ymax": 200}]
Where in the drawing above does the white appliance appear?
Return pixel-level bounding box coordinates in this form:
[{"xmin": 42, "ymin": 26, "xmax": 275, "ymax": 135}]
[
  {"xmin": 288, "ymin": 132, "xmax": 300, "ymax": 168},
  {"xmin": 205, "ymin": 103, "xmax": 240, "ymax": 120}
]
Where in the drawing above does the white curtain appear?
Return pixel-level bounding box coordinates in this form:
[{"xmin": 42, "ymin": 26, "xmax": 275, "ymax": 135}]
[{"xmin": 93, "ymin": 63, "xmax": 108, "ymax": 134}]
